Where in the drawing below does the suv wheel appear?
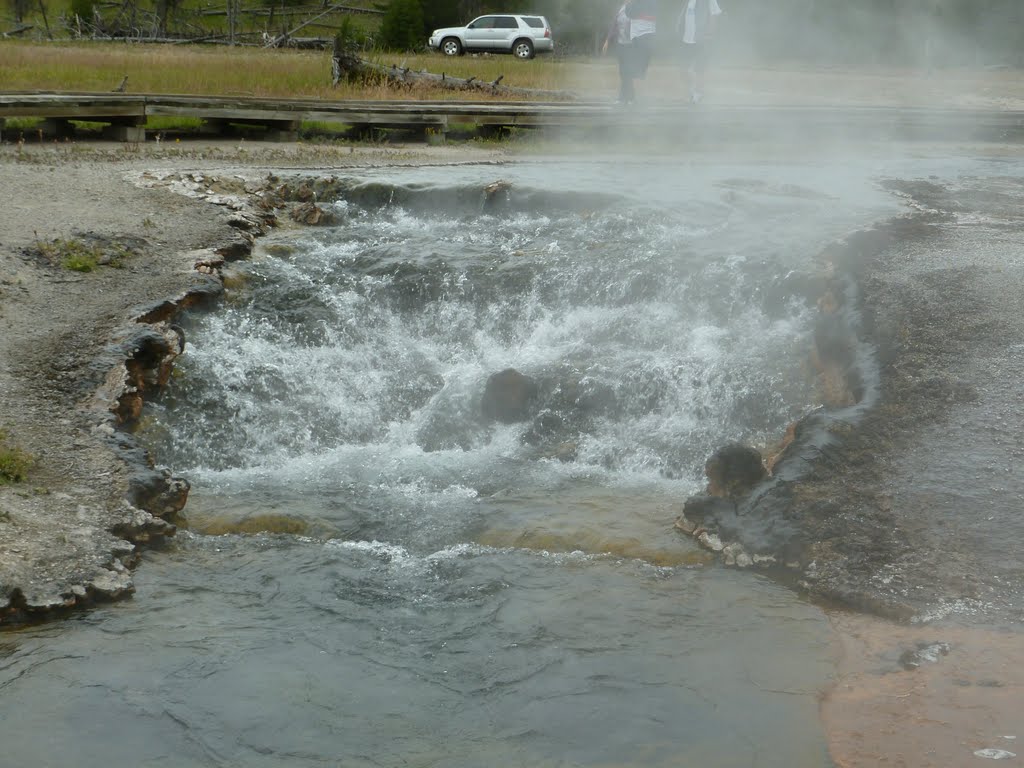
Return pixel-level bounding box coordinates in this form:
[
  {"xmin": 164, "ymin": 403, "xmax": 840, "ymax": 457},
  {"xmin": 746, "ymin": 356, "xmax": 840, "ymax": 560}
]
[
  {"xmin": 441, "ymin": 37, "xmax": 462, "ymax": 56},
  {"xmin": 512, "ymin": 39, "xmax": 534, "ymax": 59}
]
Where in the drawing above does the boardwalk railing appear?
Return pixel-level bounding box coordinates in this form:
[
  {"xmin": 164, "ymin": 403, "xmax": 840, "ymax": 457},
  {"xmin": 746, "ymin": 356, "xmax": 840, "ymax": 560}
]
[{"xmin": 2, "ymin": 92, "xmax": 1023, "ymax": 143}]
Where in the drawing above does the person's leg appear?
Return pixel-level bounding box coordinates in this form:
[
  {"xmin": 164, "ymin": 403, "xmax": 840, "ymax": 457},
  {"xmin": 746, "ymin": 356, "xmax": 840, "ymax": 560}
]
[
  {"xmin": 690, "ymin": 43, "xmax": 707, "ymax": 102},
  {"xmin": 617, "ymin": 46, "xmax": 635, "ymax": 102},
  {"xmin": 635, "ymin": 34, "xmax": 653, "ymax": 79},
  {"xmin": 682, "ymin": 43, "xmax": 697, "ymax": 102},
  {"xmin": 622, "ymin": 44, "xmax": 638, "ymax": 102},
  {"xmin": 694, "ymin": 43, "xmax": 712, "ymax": 101}
]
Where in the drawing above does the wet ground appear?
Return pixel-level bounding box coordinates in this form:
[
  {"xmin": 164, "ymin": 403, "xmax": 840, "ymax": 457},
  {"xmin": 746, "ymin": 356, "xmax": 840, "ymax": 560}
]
[
  {"xmin": 824, "ymin": 613, "xmax": 1023, "ymax": 768},
  {"xmin": 792, "ymin": 169, "xmax": 1024, "ymax": 622}
]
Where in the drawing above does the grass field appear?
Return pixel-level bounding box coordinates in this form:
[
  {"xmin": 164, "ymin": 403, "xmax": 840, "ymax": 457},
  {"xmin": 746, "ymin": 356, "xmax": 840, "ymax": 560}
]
[{"xmin": 0, "ymin": 40, "xmax": 575, "ymax": 100}]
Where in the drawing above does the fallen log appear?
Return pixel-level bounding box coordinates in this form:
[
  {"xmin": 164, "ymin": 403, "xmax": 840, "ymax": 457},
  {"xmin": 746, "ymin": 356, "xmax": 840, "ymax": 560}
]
[
  {"xmin": 2, "ymin": 23, "xmax": 34, "ymax": 37},
  {"xmin": 331, "ymin": 48, "xmax": 578, "ymax": 101}
]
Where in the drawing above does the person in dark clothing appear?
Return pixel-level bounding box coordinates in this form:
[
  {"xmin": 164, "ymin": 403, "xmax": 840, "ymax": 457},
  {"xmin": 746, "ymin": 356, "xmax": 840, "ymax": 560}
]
[
  {"xmin": 603, "ymin": 2, "xmax": 635, "ymax": 103},
  {"xmin": 627, "ymin": 0, "xmax": 657, "ymax": 81},
  {"xmin": 603, "ymin": 0, "xmax": 657, "ymax": 104}
]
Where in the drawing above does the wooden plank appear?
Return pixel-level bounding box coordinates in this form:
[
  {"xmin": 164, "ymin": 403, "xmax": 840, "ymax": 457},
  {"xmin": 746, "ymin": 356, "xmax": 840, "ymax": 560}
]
[
  {"xmin": 0, "ymin": 94, "xmax": 145, "ymax": 121},
  {"xmin": 292, "ymin": 110, "xmax": 448, "ymax": 127},
  {"xmin": 1, "ymin": 93, "xmax": 1023, "ymax": 143},
  {"xmin": 145, "ymin": 104, "xmax": 308, "ymax": 121},
  {"xmin": 0, "ymin": 105, "xmax": 145, "ymax": 119}
]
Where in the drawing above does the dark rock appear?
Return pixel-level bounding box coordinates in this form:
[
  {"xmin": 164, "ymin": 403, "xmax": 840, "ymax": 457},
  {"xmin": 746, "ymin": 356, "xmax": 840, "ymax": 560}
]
[
  {"xmin": 226, "ymin": 211, "xmax": 269, "ymax": 234},
  {"xmin": 115, "ymin": 390, "xmax": 144, "ymax": 424},
  {"xmin": 291, "ymin": 202, "xmax": 334, "ymax": 225},
  {"xmin": 482, "ymin": 180, "xmax": 512, "ymax": 212},
  {"xmin": 764, "ymin": 407, "xmax": 829, "ymax": 479},
  {"xmin": 109, "ymin": 324, "xmax": 185, "ymax": 424},
  {"xmin": 523, "ymin": 410, "xmax": 563, "ymax": 445},
  {"xmin": 681, "ymin": 494, "xmax": 738, "ymax": 528},
  {"xmin": 899, "ymin": 642, "xmax": 951, "ymax": 670},
  {"xmin": 133, "ymin": 277, "xmax": 224, "ymax": 323},
  {"xmin": 481, "ymin": 368, "xmax": 538, "ymax": 423},
  {"xmin": 546, "ymin": 376, "xmax": 618, "ymax": 417},
  {"xmin": 112, "ymin": 510, "xmax": 177, "ymax": 545},
  {"xmin": 214, "ymin": 233, "xmax": 254, "ymax": 262},
  {"xmin": 705, "ymin": 442, "xmax": 768, "ymax": 498},
  {"xmin": 128, "ymin": 467, "xmax": 190, "ymax": 521},
  {"xmin": 169, "ymin": 324, "xmax": 186, "ymax": 354},
  {"xmin": 517, "ymin": 373, "xmax": 619, "ymax": 451}
]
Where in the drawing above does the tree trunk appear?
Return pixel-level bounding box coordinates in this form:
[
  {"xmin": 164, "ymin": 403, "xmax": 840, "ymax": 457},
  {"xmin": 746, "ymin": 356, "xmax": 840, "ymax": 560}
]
[{"xmin": 37, "ymin": 0, "xmax": 52, "ymax": 39}]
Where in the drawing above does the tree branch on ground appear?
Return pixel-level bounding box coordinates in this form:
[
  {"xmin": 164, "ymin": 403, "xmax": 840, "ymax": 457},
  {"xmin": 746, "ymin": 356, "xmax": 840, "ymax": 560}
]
[{"xmin": 331, "ymin": 49, "xmax": 578, "ymax": 100}]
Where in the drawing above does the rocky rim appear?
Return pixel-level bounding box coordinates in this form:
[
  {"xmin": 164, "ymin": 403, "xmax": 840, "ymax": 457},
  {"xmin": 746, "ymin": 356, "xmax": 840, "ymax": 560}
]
[{"xmin": 0, "ymin": 141, "xmax": 509, "ymax": 624}]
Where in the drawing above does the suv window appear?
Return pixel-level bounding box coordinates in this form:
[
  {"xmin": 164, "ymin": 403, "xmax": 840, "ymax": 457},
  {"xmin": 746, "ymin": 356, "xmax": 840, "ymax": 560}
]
[
  {"xmin": 522, "ymin": 17, "xmax": 545, "ymax": 28},
  {"xmin": 494, "ymin": 16, "xmax": 519, "ymax": 29},
  {"xmin": 470, "ymin": 16, "xmax": 495, "ymax": 29}
]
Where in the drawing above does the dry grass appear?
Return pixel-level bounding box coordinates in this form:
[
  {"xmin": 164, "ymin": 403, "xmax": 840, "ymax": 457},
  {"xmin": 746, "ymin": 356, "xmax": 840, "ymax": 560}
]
[
  {"xmin": 4, "ymin": 41, "xmax": 1020, "ymax": 117},
  {"xmin": 0, "ymin": 41, "xmax": 578, "ymax": 101}
]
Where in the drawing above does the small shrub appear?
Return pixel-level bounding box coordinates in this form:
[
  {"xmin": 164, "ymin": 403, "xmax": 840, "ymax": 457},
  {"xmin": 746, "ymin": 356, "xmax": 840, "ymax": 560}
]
[
  {"xmin": 63, "ymin": 250, "xmax": 100, "ymax": 272},
  {"xmin": 0, "ymin": 430, "xmax": 35, "ymax": 485},
  {"xmin": 35, "ymin": 237, "xmax": 107, "ymax": 272}
]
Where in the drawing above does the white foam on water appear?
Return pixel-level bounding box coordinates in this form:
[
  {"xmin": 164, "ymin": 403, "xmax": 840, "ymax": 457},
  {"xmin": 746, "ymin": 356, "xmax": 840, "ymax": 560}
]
[
  {"xmin": 974, "ymin": 748, "xmax": 1017, "ymax": 760},
  {"xmin": 146, "ymin": 166, "xmax": 898, "ymax": 547}
]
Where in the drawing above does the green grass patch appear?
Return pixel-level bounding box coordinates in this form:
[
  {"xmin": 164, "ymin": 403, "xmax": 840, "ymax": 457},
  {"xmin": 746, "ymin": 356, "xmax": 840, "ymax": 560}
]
[
  {"xmin": 0, "ymin": 430, "xmax": 35, "ymax": 485},
  {"xmin": 298, "ymin": 120, "xmax": 353, "ymax": 141},
  {"xmin": 34, "ymin": 236, "xmax": 129, "ymax": 271},
  {"xmin": 1, "ymin": 117, "xmax": 41, "ymax": 132},
  {"xmin": 145, "ymin": 116, "xmax": 204, "ymax": 132},
  {"xmin": 63, "ymin": 250, "xmax": 100, "ymax": 272},
  {"xmin": 38, "ymin": 238, "xmax": 102, "ymax": 271}
]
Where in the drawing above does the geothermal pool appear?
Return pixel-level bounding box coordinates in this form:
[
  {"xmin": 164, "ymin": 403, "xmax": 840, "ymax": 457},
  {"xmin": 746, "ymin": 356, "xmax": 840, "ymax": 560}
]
[{"xmin": 3, "ymin": 149, "xmax": 1023, "ymax": 767}]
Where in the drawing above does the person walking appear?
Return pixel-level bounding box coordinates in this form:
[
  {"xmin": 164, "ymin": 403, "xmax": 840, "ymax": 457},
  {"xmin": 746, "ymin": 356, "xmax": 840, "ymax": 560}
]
[
  {"xmin": 603, "ymin": 1, "xmax": 636, "ymax": 104},
  {"xmin": 677, "ymin": 0, "xmax": 723, "ymax": 104},
  {"xmin": 603, "ymin": 0, "xmax": 657, "ymax": 105}
]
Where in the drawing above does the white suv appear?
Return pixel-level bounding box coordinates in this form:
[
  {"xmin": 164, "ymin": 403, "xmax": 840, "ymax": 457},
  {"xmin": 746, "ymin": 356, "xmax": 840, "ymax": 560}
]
[{"xmin": 428, "ymin": 14, "xmax": 554, "ymax": 60}]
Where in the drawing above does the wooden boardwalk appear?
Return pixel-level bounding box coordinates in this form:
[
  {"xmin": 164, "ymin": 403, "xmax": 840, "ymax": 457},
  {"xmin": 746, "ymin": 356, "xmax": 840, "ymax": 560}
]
[{"xmin": 2, "ymin": 92, "xmax": 1023, "ymax": 143}]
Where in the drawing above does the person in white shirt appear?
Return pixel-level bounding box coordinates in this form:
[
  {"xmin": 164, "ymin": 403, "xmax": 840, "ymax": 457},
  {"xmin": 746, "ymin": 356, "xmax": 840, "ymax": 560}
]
[
  {"xmin": 677, "ymin": 0, "xmax": 723, "ymax": 104},
  {"xmin": 603, "ymin": 2, "xmax": 636, "ymax": 103},
  {"xmin": 603, "ymin": 0, "xmax": 658, "ymax": 105}
]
